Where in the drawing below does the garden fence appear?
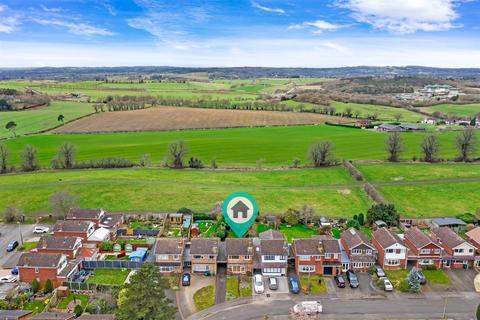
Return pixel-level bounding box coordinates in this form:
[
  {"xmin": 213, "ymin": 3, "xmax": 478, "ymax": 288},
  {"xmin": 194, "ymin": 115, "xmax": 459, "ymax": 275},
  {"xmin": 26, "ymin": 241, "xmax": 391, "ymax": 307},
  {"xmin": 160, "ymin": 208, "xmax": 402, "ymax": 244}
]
[{"xmin": 82, "ymin": 260, "xmax": 144, "ymax": 270}]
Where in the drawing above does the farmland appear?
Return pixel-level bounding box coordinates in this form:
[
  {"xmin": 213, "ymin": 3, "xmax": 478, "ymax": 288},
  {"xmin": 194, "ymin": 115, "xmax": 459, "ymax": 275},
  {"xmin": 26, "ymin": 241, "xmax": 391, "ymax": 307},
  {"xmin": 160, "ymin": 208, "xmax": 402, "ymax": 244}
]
[
  {"xmin": 2, "ymin": 125, "xmax": 462, "ymax": 167},
  {"xmin": 53, "ymin": 106, "xmax": 349, "ymax": 134},
  {"xmin": 418, "ymin": 103, "xmax": 480, "ymax": 118},
  {"xmin": 330, "ymin": 101, "xmax": 424, "ymax": 122}
]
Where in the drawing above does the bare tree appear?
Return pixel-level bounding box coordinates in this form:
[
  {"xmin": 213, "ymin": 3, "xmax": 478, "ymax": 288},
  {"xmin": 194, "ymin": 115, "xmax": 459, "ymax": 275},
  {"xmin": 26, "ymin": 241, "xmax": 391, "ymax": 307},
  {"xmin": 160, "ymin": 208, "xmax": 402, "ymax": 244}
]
[
  {"xmin": 21, "ymin": 145, "xmax": 39, "ymax": 171},
  {"xmin": 308, "ymin": 141, "xmax": 334, "ymax": 167},
  {"xmin": 139, "ymin": 153, "xmax": 151, "ymax": 167},
  {"xmin": 299, "ymin": 205, "xmax": 315, "ymax": 224},
  {"xmin": 4, "ymin": 206, "xmax": 20, "ymax": 223},
  {"xmin": 0, "ymin": 144, "xmax": 10, "ymax": 173},
  {"xmin": 393, "ymin": 112, "xmax": 403, "ymax": 122},
  {"xmin": 421, "ymin": 134, "xmax": 440, "ymax": 162},
  {"xmin": 386, "ymin": 132, "xmax": 403, "ymax": 162},
  {"xmin": 167, "ymin": 140, "xmax": 188, "ymax": 168},
  {"xmin": 57, "ymin": 142, "xmax": 76, "ymax": 169},
  {"xmin": 456, "ymin": 127, "xmax": 477, "ymax": 162},
  {"xmin": 49, "ymin": 191, "xmax": 78, "ymax": 219}
]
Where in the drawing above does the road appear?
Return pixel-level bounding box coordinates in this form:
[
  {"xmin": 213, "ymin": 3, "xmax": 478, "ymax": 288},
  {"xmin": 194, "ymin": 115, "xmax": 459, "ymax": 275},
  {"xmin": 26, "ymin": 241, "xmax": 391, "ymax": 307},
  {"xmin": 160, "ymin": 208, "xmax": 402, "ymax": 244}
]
[
  {"xmin": 190, "ymin": 293, "xmax": 480, "ymax": 320},
  {"xmin": 0, "ymin": 224, "xmax": 37, "ymax": 269}
]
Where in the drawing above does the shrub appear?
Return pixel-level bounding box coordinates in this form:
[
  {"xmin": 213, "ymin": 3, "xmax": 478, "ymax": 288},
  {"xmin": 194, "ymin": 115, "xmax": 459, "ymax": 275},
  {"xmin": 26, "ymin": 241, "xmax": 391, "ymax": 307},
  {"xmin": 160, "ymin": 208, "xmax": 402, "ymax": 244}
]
[
  {"xmin": 368, "ymin": 265, "xmax": 376, "ymax": 275},
  {"xmin": 344, "ymin": 161, "xmax": 363, "ymax": 181},
  {"xmin": 398, "ymin": 279, "xmax": 410, "ymax": 293},
  {"xmin": 367, "ymin": 203, "xmax": 399, "ymax": 226},
  {"xmin": 347, "ymin": 219, "xmax": 360, "ymax": 229},
  {"xmin": 188, "ymin": 157, "xmax": 204, "ymax": 169},
  {"xmin": 74, "ymin": 157, "xmax": 135, "ymax": 169},
  {"xmin": 283, "ymin": 208, "xmax": 299, "ymax": 225},
  {"xmin": 43, "ymin": 279, "xmax": 53, "ymax": 294},
  {"xmin": 100, "ymin": 241, "xmax": 114, "ymax": 252},
  {"xmin": 476, "ymin": 303, "xmax": 480, "ymax": 320},
  {"xmin": 364, "ymin": 183, "xmax": 387, "ymax": 204},
  {"xmin": 74, "ymin": 304, "xmax": 84, "ymax": 317},
  {"xmin": 31, "ymin": 279, "xmax": 40, "ymax": 293},
  {"xmin": 422, "ymin": 264, "xmax": 437, "ymax": 271}
]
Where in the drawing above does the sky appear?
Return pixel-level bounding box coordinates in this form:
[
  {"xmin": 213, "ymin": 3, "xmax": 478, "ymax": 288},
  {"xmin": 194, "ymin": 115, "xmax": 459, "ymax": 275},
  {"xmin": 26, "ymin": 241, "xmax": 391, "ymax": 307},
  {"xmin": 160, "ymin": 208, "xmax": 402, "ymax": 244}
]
[{"xmin": 0, "ymin": 0, "xmax": 479, "ymax": 68}]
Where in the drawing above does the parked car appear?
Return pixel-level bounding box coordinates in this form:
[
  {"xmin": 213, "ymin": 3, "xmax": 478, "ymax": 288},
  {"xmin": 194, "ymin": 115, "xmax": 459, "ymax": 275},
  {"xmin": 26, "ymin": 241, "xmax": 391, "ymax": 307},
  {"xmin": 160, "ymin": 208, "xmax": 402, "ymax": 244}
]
[
  {"xmin": 0, "ymin": 275, "xmax": 18, "ymax": 283},
  {"xmin": 6, "ymin": 240, "xmax": 19, "ymax": 252},
  {"xmin": 33, "ymin": 226, "xmax": 50, "ymax": 234},
  {"xmin": 417, "ymin": 271, "xmax": 427, "ymax": 285},
  {"xmin": 10, "ymin": 267, "xmax": 18, "ymax": 275},
  {"xmin": 346, "ymin": 270, "xmax": 359, "ymax": 288},
  {"xmin": 254, "ymin": 274, "xmax": 265, "ymax": 294},
  {"xmin": 182, "ymin": 273, "xmax": 191, "ymax": 286},
  {"xmin": 293, "ymin": 301, "xmax": 323, "ymax": 315},
  {"xmin": 268, "ymin": 277, "xmax": 278, "ymax": 290},
  {"xmin": 334, "ymin": 275, "xmax": 346, "ymax": 288},
  {"xmin": 375, "ymin": 266, "xmax": 386, "ymax": 278},
  {"xmin": 288, "ymin": 276, "xmax": 300, "ymax": 294},
  {"xmin": 380, "ymin": 277, "xmax": 393, "ymax": 291}
]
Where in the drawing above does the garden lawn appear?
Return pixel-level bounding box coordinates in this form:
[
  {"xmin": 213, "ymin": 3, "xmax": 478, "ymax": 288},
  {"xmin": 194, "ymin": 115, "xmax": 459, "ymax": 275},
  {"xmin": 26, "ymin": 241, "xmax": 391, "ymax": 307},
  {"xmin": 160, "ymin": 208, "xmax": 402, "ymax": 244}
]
[
  {"xmin": 19, "ymin": 241, "xmax": 38, "ymax": 251},
  {"xmin": 385, "ymin": 270, "xmax": 409, "ymax": 292},
  {"xmin": 300, "ymin": 275, "xmax": 328, "ymax": 294},
  {"xmin": 226, "ymin": 277, "xmax": 239, "ymax": 301},
  {"xmin": 256, "ymin": 223, "xmax": 272, "ymax": 234},
  {"xmin": 423, "ymin": 269, "xmax": 450, "ymax": 285},
  {"xmin": 87, "ymin": 268, "xmax": 130, "ymax": 286},
  {"xmin": 226, "ymin": 276, "xmax": 252, "ymax": 300},
  {"xmin": 279, "ymin": 224, "xmax": 320, "ymax": 243},
  {"xmin": 57, "ymin": 294, "xmax": 89, "ymax": 309},
  {"xmin": 24, "ymin": 299, "xmax": 46, "ymax": 314},
  {"xmin": 0, "ymin": 168, "xmax": 371, "ymax": 217},
  {"xmin": 193, "ymin": 285, "xmax": 215, "ymax": 311}
]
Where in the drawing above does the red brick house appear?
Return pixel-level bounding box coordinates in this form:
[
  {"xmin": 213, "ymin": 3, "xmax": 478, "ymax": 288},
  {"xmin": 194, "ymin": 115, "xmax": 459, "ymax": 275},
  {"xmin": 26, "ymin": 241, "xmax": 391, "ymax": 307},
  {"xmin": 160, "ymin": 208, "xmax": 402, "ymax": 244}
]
[
  {"xmin": 372, "ymin": 228, "xmax": 408, "ymax": 270},
  {"xmin": 17, "ymin": 253, "xmax": 79, "ymax": 288},
  {"xmin": 292, "ymin": 237, "xmax": 341, "ymax": 276},
  {"xmin": 465, "ymin": 227, "xmax": 480, "ymax": 267},
  {"xmin": 53, "ymin": 220, "xmax": 95, "ymax": 241},
  {"xmin": 36, "ymin": 236, "xmax": 82, "ymax": 259},
  {"xmin": 225, "ymin": 238, "xmax": 254, "ymax": 275},
  {"xmin": 0, "ymin": 310, "xmax": 33, "ymax": 320},
  {"xmin": 340, "ymin": 228, "xmax": 377, "ymax": 272},
  {"xmin": 404, "ymin": 227, "xmax": 443, "ymax": 269},
  {"xmin": 66, "ymin": 208, "xmax": 105, "ymax": 226},
  {"xmin": 432, "ymin": 227, "xmax": 476, "ymax": 269}
]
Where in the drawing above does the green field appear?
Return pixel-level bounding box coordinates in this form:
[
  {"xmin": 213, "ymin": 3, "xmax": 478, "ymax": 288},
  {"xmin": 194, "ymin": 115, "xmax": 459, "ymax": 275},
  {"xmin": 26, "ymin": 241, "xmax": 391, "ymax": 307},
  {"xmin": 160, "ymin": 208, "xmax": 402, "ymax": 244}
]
[
  {"xmin": 419, "ymin": 103, "xmax": 480, "ymax": 117},
  {"xmin": 0, "ymin": 168, "xmax": 371, "ymax": 217},
  {"xmin": 2, "ymin": 125, "xmax": 463, "ymax": 167},
  {"xmin": 331, "ymin": 101, "xmax": 424, "ymax": 122},
  {"xmin": 0, "ymin": 101, "xmax": 93, "ymax": 139}
]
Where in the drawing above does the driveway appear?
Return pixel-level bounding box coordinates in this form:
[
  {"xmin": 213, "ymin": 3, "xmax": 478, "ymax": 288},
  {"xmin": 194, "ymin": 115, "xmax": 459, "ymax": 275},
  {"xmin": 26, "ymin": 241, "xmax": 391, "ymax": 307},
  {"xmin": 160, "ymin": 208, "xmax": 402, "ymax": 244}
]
[
  {"xmin": 446, "ymin": 269, "xmax": 478, "ymax": 292},
  {"xmin": 177, "ymin": 274, "xmax": 215, "ymax": 318},
  {"xmin": 252, "ymin": 276, "xmax": 289, "ymax": 296},
  {"xmin": 0, "ymin": 224, "xmax": 36, "ymax": 268},
  {"xmin": 215, "ymin": 265, "xmax": 226, "ymax": 304}
]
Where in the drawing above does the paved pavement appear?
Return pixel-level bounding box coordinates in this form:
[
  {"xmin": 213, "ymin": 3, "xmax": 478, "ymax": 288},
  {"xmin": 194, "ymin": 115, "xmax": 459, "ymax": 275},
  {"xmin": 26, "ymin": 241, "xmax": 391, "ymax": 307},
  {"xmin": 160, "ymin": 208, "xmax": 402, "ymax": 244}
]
[
  {"xmin": 445, "ymin": 269, "xmax": 477, "ymax": 292},
  {"xmin": 177, "ymin": 274, "xmax": 216, "ymax": 318},
  {"xmin": 252, "ymin": 276, "xmax": 288, "ymax": 296},
  {"xmin": 0, "ymin": 224, "xmax": 36, "ymax": 269},
  {"xmin": 215, "ymin": 266, "xmax": 226, "ymax": 304}
]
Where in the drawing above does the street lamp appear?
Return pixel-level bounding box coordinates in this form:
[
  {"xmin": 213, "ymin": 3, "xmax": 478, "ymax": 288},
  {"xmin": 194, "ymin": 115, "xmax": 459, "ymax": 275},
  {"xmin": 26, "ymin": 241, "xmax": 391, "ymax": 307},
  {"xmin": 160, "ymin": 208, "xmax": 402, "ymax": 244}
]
[{"xmin": 17, "ymin": 221, "xmax": 24, "ymax": 245}]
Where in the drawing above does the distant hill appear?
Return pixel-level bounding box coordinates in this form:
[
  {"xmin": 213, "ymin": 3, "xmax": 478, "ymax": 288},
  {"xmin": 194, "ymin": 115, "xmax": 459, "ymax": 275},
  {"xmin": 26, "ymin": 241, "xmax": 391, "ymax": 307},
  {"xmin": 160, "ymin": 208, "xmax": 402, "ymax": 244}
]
[{"xmin": 1, "ymin": 65, "xmax": 480, "ymax": 80}]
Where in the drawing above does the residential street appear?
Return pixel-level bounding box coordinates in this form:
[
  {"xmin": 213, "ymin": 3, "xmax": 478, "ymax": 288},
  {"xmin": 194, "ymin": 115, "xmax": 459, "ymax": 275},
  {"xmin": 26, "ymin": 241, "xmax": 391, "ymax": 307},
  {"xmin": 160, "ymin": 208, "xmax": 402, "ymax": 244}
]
[
  {"xmin": 189, "ymin": 292, "xmax": 480, "ymax": 320},
  {"xmin": 0, "ymin": 224, "xmax": 36, "ymax": 268}
]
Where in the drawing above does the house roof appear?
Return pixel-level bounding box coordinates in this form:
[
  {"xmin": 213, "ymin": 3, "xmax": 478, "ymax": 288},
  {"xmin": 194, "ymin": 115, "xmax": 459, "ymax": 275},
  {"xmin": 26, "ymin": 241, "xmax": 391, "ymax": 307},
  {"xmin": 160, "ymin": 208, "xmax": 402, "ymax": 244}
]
[
  {"xmin": 54, "ymin": 220, "xmax": 94, "ymax": 233},
  {"xmin": 432, "ymin": 218, "xmax": 466, "ymax": 226},
  {"xmin": 67, "ymin": 208, "xmax": 104, "ymax": 220},
  {"xmin": 18, "ymin": 253, "xmax": 63, "ymax": 268},
  {"xmin": 466, "ymin": 227, "xmax": 480, "ymax": 243},
  {"xmin": 323, "ymin": 239, "xmax": 341, "ymax": 253},
  {"xmin": 341, "ymin": 228, "xmax": 373, "ymax": 250},
  {"xmin": 0, "ymin": 310, "xmax": 33, "ymax": 320},
  {"xmin": 373, "ymin": 228, "xmax": 404, "ymax": 249},
  {"xmin": 76, "ymin": 315, "xmax": 115, "ymax": 320},
  {"xmin": 88, "ymin": 228, "xmax": 110, "ymax": 242},
  {"xmin": 225, "ymin": 238, "xmax": 253, "ymax": 256},
  {"xmin": 259, "ymin": 239, "xmax": 288, "ymax": 255},
  {"xmin": 31, "ymin": 312, "xmax": 75, "ymax": 320},
  {"xmin": 405, "ymin": 227, "xmax": 435, "ymax": 249},
  {"xmin": 190, "ymin": 238, "xmax": 219, "ymax": 255},
  {"xmin": 259, "ymin": 229, "xmax": 285, "ymax": 240},
  {"xmin": 37, "ymin": 236, "xmax": 80, "ymax": 251},
  {"xmin": 293, "ymin": 239, "xmax": 323, "ymax": 255},
  {"xmin": 433, "ymin": 227, "xmax": 466, "ymax": 249},
  {"xmin": 154, "ymin": 238, "xmax": 185, "ymax": 255},
  {"xmin": 100, "ymin": 214, "xmax": 123, "ymax": 228}
]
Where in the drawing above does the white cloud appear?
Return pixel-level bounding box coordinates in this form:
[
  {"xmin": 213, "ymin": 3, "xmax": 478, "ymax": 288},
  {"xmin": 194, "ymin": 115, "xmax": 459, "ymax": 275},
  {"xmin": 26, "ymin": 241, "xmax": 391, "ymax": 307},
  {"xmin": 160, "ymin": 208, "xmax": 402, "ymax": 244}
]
[
  {"xmin": 40, "ymin": 5, "xmax": 63, "ymax": 13},
  {"xmin": 0, "ymin": 4, "xmax": 7, "ymax": 12},
  {"xmin": 0, "ymin": 16, "xmax": 21, "ymax": 33},
  {"xmin": 289, "ymin": 20, "xmax": 343, "ymax": 33},
  {"xmin": 337, "ymin": 0, "xmax": 463, "ymax": 33},
  {"xmin": 251, "ymin": 1, "xmax": 286, "ymax": 14},
  {"xmin": 319, "ymin": 41, "xmax": 350, "ymax": 54},
  {"xmin": 33, "ymin": 19, "xmax": 115, "ymax": 36}
]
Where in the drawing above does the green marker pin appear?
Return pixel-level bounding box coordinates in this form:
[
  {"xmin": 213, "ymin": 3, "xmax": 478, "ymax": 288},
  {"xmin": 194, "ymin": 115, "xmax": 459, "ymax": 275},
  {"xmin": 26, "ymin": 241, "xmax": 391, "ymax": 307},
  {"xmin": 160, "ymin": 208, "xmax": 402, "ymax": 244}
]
[{"xmin": 222, "ymin": 192, "xmax": 258, "ymax": 238}]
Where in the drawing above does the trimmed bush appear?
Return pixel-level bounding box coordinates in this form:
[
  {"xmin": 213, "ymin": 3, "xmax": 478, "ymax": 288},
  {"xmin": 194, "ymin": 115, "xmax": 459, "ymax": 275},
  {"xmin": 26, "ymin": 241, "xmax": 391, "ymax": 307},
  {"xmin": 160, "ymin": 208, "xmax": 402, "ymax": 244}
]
[
  {"xmin": 344, "ymin": 161, "xmax": 364, "ymax": 181},
  {"xmin": 364, "ymin": 183, "xmax": 387, "ymax": 204}
]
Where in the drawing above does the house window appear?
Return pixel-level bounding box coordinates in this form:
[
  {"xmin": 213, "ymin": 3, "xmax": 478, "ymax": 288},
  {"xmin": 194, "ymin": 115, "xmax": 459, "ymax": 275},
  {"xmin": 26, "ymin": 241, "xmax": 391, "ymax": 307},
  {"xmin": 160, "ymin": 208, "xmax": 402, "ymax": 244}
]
[
  {"xmin": 299, "ymin": 265, "xmax": 315, "ymax": 272},
  {"xmin": 209, "ymin": 255, "xmax": 215, "ymax": 259},
  {"xmin": 386, "ymin": 249, "xmax": 394, "ymax": 253},
  {"xmin": 158, "ymin": 254, "xmax": 168, "ymax": 260},
  {"xmin": 263, "ymin": 268, "xmax": 282, "ymax": 274},
  {"xmin": 298, "ymin": 255, "xmax": 310, "ymax": 261},
  {"xmin": 433, "ymin": 249, "xmax": 441, "ymax": 254},
  {"xmin": 352, "ymin": 249, "xmax": 362, "ymax": 255},
  {"xmin": 454, "ymin": 248, "xmax": 464, "ymax": 254},
  {"xmin": 159, "ymin": 266, "xmax": 174, "ymax": 272},
  {"xmin": 279, "ymin": 256, "xmax": 286, "ymax": 261},
  {"xmin": 230, "ymin": 265, "xmax": 245, "ymax": 273},
  {"xmin": 193, "ymin": 255, "xmax": 202, "ymax": 259},
  {"xmin": 193, "ymin": 265, "xmax": 209, "ymax": 272},
  {"xmin": 469, "ymin": 249, "xmax": 474, "ymax": 253},
  {"xmin": 264, "ymin": 255, "xmax": 275, "ymax": 261},
  {"xmin": 325, "ymin": 253, "xmax": 331, "ymax": 259},
  {"xmin": 244, "ymin": 255, "xmax": 251, "ymax": 260},
  {"xmin": 396, "ymin": 249, "xmax": 402, "ymax": 254},
  {"xmin": 419, "ymin": 259, "xmax": 433, "ymax": 265},
  {"xmin": 229, "ymin": 255, "xmax": 240, "ymax": 260},
  {"xmin": 35, "ymin": 268, "xmax": 39, "ymax": 274},
  {"xmin": 352, "ymin": 262, "xmax": 363, "ymax": 268},
  {"xmin": 420, "ymin": 249, "xmax": 430, "ymax": 254},
  {"xmin": 173, "ymin": 255, "xmax": 179, "ymax": 260},
  {"xmin": 366, "ymin": 249, "xmax": 373, "ymax": 255},
  {"xmin": 386, "ymin": 259, "xmax": 400, "ymax": 266}
]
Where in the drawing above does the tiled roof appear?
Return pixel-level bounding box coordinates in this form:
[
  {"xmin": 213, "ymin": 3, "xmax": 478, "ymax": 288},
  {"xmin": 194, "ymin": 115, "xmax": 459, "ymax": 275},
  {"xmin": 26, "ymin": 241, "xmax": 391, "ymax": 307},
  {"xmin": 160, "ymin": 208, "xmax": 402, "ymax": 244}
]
[
  {"xmin": 466, "ymin": 227, "xmax": 480, "ymax": 242},
  {"xmin": 260, "ymin": 239, "xmax": 288, "ymax": 255},
  {"xmin": 154, "ymin": 238, "xmax": 185, "ymax": 255},
  {"xmin": 67, "ymin": 208, "xmax": 103, "ymax": 220},
  {"xmin": 293, "ymin": 239, "xmax": 323, "ymax": 255},
  {"xmin": 373, "ymin": 228, "xmax": 404, "ymax": 249},
  {"xmin": 31, "ymin": 312, "xmax": 75, "ymax": 320},
  {"xmin": 259, "ymin": 229, "xmax": 285, "ymax": 240},
  {"xmin": 0, "ymin": 310, "xmax": 33, "ymax": 319},
  {"xmin": 225, "ymin": 238, "xmax": 253, "ymax": 256},
  {"xmin": 190, "ymin": 238, "xmax": 219, "ymax": 255},
  {"xmin": 76, "ymin": 315, "xmax": 115, "ymax": 320},
  {"xmin": 37, "ymin": 236, "xmax": 80, "ymax": 251},
  {"xmin": 323, "ymin": 239, "xmax": 341, "ymax": 253},
  {"xmin": 54, "ymin": 220, "xmax": 93, "ymax": 233},
  {"xmin": 18, "ymin": 253, "xmax": 63, "ymax": 268},
  {"xmin": 433, "ymin": 227, "xmax": 465, "ymax": 249},
  {"xmin": 405, "ymin": 227, "xmax": 434, "ymax": 248},
  {"xmin": 341, "ymin": 228, "xmax": 373, "ymax": 250}
]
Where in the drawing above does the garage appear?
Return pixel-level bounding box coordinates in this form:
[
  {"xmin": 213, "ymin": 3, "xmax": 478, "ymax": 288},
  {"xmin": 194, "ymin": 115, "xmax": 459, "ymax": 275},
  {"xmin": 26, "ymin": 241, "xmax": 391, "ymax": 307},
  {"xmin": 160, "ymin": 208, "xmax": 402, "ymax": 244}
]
[{"xmin": 323, "ymin": 266, "xmax": 333, "ymax": 275}]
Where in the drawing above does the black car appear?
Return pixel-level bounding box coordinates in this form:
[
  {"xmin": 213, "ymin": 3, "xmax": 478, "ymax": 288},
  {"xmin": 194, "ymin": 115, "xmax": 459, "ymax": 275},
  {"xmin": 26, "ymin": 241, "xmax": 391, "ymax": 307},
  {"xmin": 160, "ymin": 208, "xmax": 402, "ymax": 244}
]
[
  {"xmin": 334, "ymin": 275, "xmax": 346, "ymax": 288},
  {"xmin": 6, "ymin": 240, "xmax": 19, "ymax": 252},
  {"xmin": 417, "ymin": 271, "xmax": 427, "ymax": 285},
  {"xmin": 346, "ymin": 270, "xmax": 359, "ymax": 288},
  {"xmin": 182, "ymin": 273, "xmax": 191, "ymax": 286}
]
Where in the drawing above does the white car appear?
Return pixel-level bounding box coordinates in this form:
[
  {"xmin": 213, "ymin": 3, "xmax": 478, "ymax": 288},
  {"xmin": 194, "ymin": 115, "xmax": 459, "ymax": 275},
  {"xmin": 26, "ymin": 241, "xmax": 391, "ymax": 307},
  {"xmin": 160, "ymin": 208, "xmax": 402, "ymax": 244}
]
[
  {"xmin": 254, "ymin": 274, "xmax": 264, "ymax": 294},
  {"xmin": 0, "ymin": 275, "xmax": 18, "ymax": 283},
  {"xmin": 293, "ymin": 301, "xmax": 323, "ymax": 315},
  {"xmin": 33, "ymin": 226, "xmax": 50, "ymax": 234},
  {"xmin": 381, "ymin": 277, "xmax": 394, "ymax": 291}
]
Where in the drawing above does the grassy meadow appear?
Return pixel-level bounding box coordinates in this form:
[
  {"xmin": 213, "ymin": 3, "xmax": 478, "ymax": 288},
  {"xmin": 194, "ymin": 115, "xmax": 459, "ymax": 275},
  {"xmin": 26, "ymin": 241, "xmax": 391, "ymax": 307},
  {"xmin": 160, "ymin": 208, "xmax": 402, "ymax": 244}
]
[
  {"xmin": 331, "ymin": 101, "xmax": 424, "ymax": 122},
  {"xmin": 419, "ymin": 103, "xmax": 480, "ymax": 118}
]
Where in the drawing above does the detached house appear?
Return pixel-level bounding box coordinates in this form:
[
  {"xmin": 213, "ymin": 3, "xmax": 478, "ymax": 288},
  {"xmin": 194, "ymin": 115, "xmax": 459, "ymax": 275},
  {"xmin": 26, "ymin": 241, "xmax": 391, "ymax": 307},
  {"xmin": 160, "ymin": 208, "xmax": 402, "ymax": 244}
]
[
  {"xmin": 292, "ymin": 237, "xmax": 341, "ymax": 276},
  {"xmin": 53, "ymin": 220, "xmax": 95, "ymax": 241},
  {"xmin": 466, "ymin": 227, "xmax": 480, "ymax": 267},
  {"xmin": 432, "ymin": 227, "xmax": 476, "ymax": 269},
  {"xmin": 190, "ymin": 238, "xmax": 219, "ymax": 275},
  {"xmin": 225, "ymin": 238, "xmax": 253, "ymax": 275},
  {"xmin": 372, "ymin": 228, "xmax": 408, "ymax": 270},
  {"xmin": 340, "ymin": 228, "xmax": 377, "ymax": 272},
  {"xmin": 153, "ymin": 238, "xmax": 185, "ymax": 274},
  {"xmin": 36, "ymin": 236, "xmax": 82, "ymax": 259},
  {"xmin": 17, "ymin": 253, "xmax": 79, "ymax": 288},
  {"xmin": 404, "ymin": 227, "xmax": 443, "ymax": 269},
  {"xmin": 253, "ymin": 230, "xmax": 288, "ymax": 276},
  {"xmin": 66, "ymin": 208, "xmax": 105, "ymax": 227}
]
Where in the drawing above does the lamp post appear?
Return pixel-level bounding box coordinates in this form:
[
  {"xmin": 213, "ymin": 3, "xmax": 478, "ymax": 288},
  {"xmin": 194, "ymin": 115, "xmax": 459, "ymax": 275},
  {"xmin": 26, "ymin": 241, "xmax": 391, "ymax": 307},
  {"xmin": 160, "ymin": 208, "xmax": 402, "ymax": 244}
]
[
  {"xmin": 442, "ymin": 297, "xmax": 448, "ymax": 319},
  {"xmin": 17, "ymin": 221, "xmax": 23, "ymax": 245}
]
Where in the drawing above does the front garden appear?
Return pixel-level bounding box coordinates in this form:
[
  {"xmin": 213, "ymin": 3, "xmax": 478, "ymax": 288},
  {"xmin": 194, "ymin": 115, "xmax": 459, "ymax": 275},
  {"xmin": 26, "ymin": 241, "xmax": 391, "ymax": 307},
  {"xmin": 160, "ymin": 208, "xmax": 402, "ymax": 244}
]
[
  {"xmin": 193, "ymin": 285, "xmax": 215, "ymax": 311},
  {"xmin": 299, "ymin": 275, "xmax": 328, "ymax": 294},
  {"xmin": 226, "ymin": 276, "xmax": 252, "ymax": 301}
]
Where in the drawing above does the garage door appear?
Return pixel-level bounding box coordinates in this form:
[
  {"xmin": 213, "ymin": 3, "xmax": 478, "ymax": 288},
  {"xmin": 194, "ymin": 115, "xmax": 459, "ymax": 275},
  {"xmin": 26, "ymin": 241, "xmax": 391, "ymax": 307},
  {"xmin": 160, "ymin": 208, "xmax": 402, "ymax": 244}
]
[{"xmin": 323, "ymin": 266, "xmax": 333, "ymax": 275}]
